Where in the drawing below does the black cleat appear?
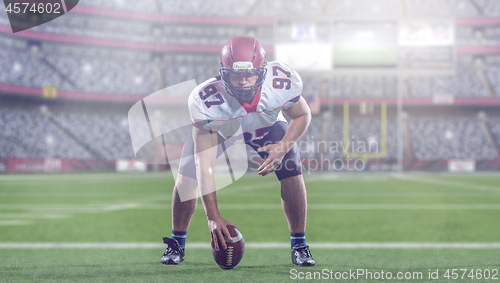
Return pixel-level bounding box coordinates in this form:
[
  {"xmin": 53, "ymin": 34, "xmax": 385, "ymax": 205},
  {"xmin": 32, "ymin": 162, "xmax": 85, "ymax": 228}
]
[
  {"xmin": 161, "ymin": 237, "xmax": 185, "ymax": 265},
  {"xmin": 291, "ymin": 243, "xmax": 315, "ymax": 266}
]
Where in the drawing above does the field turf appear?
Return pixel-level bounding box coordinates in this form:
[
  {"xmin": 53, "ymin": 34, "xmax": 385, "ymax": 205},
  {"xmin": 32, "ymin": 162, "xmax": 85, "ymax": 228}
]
[{"xmin": 1, "ymin": 172, "xmax": 499, "ymax": 282}]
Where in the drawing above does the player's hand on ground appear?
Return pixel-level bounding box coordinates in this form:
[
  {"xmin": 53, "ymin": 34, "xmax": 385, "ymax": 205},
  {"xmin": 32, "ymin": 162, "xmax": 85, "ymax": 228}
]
[
  {"xmin": 208, "ymin": 216, "xmax": 235, "ymax": 251},
  {"xmin": 257, "ymin": 142, "xmax": 288, "ymax": 176}
]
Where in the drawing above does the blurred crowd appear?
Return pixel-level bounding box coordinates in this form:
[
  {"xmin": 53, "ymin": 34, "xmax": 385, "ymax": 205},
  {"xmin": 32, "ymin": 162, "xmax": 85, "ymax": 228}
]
[
  {"xmin": 0, "ymin": 0, "xmax": 499, "ymax": 162},
  {"xmin": 1, "ymin": 105, "xmax": 498, "ymax": 161}
]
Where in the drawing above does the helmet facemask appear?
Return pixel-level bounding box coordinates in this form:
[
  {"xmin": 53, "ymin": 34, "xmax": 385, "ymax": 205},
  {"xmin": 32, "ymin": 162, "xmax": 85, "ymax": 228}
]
[{"xmin": 220, "ymin": 62, "xmax": 267, "ymax": 101}]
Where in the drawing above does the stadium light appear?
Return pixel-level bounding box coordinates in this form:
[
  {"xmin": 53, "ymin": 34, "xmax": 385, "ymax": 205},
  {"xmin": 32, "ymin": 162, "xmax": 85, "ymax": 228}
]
[
  {"xmin": 477, "ymin": 111, "xmax": 486, "ymax": 120},
  {"xmin": 45, "ymin": 135, "xmax": 54, "ymax": 145},
  {"xmin": 83, "ymin": 63, "xmax": 92, "ymax": 73},
  {"xmin": 134, "ymin": 76, "xmax": 143, "ymax": 85},
  {"xmin": 12, "ymin": 62, "xmax": 22, "ymax": 73},
  {"xmin": 445, "ymin": 130, "xmax": 454, "ymax": 140},
  {"xmin": 39, "ymin": 105, "xmax": 49, "ymax": 116},
  {"xmin": 120, "ymin": 119, "xmax": 128, "ymax": 128},
  {"xmin": 29, "ymin": 45, "xmax": 40, "ymax": 56}
]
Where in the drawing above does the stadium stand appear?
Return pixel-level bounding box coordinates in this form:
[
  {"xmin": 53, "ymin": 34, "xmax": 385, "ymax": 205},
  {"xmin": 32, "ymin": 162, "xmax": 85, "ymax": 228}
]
[
  {"xmin": 2, "ymin": 0, "xmax": 495, "ymax": 21},
  {"xmin": 403, "ymin": 0, "xmax": 479, "ymax": 17},
  {"xmin": 162, "ymin": 53, "xmax": 219, "ymax": 87},
  {"xmin": 483, "ymin": 56, "xmax": 500, "ymax": 96},
  {"xmin": 22, "ymin": 14, "xmax": 274, "ymax": 47},
  {"xmin": 81, "ymin": 0, "xmax": 497, "ymax": 18},
  {"xmin": 251, "ymin": 0, "xmax": 328, "ymax": 17},
  {"xmin": 158, "ymin": 0, "xmax": 259, "ymax": 16},
  {"xmin": 407, "ymin": 116, "xmax": 496, "ymax": 159},
  {"xmin": 471, "ymin": 0, "xmax": 500, "ymax": 16},
  {"xmin": 62, "ymin": 0, "xmax": 263, "ymax": 17},
  {"xmin": 331, "ymin": 75, "xmax": 398, "ymax": 97},
  {"xmin": 487, "ymin": 116, "xmax": 500, "ymax": 146},
  {"xmin": 31, "ymin": 13, "xmax": 155, "ymax": 43},
  {"xmin": 0, "ymin": 39, "xmax": 158, "ymax": 95},
  {"xmin": 82, "ymin": 0, "xmax": 158, "ymax": 13},
  {"xmin": 160, "ymin": 24, "xmax": 273, "ymax": 46},
  {"xmin": 0, "ymin": 100, "xmax": 140, "ymax": 160},
  {"xmin": 22, "ymin": 0, "xmax": 495, "ymax": 18},
  {"xmin": 407, "ymin": 56, "xmax": 489, "ymax": 97},
  {"xmin": 50, "ymin": 112, "xmax": 135, "ymax": 160},
  {"xmin": 41, "ymin": 44, "xmax": 158, "ymax": 95},
  {"xmin": 328, "ymin": 0, "xmax": 402, "ymax": 18},
  {"xmin": 0, "ymin": 108, "xmax": 92, "ymax": 159},
  {"xmin": 297, "ymin": 76, "xmax": 327, "ymax": 99},
  {"xmin": 457, "ymin": 25, "xmax": 500, "ymax": 46},
  {"xmin": 0, "ymin": 38, "xmax": 72, "ymax": 90}
]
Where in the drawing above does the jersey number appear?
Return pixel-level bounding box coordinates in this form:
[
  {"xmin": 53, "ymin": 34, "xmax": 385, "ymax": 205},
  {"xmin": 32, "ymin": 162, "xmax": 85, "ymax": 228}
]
[
  {"xmin": 272, "ymin": 66, "xmax": 292, "ymax": 90},
  {"xmin": 199, "ymin": 85, "xmax": 225, "ymax": 108},
  {"xmin": 233, "ymin": 126, "xmax": 273, "ymax": 143}
]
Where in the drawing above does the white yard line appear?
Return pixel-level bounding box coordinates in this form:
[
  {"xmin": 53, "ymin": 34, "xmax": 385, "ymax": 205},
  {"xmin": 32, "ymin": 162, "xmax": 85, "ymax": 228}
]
[
  {"xmin": 1, "ymin": 242, "xmax": 500, "ymax": 249},
  {"xmin": 308, "ymin": 203, "xmax": 500, "ymax": 210},
  {"xmin": 217, "ymin": 203, "xmax": 500, "ymax": 210},
  {"xmin": 310, "ymin": 243, "xmax": 500, "ymax": 249},
  {"xmin": 0, "ymin": 173, "xmax": 167, "ymax": 182}
]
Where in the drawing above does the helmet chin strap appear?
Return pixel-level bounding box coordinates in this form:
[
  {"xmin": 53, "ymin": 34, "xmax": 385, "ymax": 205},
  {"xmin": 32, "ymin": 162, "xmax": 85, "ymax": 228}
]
[{"xmin": 225, "ymin": 85, "xmax": 259, "ymax": 101}]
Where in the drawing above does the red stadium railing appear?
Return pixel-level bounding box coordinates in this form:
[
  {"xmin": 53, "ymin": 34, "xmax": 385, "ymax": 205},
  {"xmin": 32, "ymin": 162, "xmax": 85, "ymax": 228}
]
[{"xmin": 3, "ymin": 82, "xmax": 500, "ymax": 105}]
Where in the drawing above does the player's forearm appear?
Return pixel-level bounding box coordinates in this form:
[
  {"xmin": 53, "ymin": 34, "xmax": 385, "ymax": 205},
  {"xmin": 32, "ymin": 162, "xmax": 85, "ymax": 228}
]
[
  {"xmin": 194, "ymin": 154, "xmax": 220, "ymax": 219},
  {"xmin": 193, "ymin": 127, "xmax": 221, "ymax": 219},
  {"xmin": 280, "ymin": 111, "xmax": 311, "ymax": 153},
  {"xmin": 279, "ymin": 96, "xmax": 312, "ymax": 153},
  {"xmin": 200, "ymin": 190, "xmax": 221, "ymax": 220}
]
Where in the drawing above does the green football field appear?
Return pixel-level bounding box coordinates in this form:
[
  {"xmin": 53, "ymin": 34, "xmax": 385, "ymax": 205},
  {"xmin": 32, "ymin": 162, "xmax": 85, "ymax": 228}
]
[{"xmin": 1, "ymin": 172, "xmax": 500, "ymax": 282}]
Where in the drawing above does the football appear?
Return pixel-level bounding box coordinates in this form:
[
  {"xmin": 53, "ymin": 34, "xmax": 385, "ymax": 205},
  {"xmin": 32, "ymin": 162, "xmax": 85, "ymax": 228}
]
[{"xmin": 212, "ymin": 225, "xmax": 245, "ymax": 269}]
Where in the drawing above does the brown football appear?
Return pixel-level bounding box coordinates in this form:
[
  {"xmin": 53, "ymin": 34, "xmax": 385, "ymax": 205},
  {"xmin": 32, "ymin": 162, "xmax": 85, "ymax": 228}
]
[{"xmin": 212, "ymin": 225, "xmax": 245, "ymax": 269}]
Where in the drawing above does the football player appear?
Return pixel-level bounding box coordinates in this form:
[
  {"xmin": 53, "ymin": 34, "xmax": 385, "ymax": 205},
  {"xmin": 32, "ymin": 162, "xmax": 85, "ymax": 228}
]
[{"xmin": 161, "ymin": 36, "xmax": 315, "ymax": 267}]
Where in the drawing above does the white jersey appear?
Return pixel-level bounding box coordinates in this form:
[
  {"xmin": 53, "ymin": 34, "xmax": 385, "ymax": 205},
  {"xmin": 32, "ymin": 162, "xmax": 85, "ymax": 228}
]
[{"xmin": 188, "ymin": 61, "xmax": 303, "ymax": 142}]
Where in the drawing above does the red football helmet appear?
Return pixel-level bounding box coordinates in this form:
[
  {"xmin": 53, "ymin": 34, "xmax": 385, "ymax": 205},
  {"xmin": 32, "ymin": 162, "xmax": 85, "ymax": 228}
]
[{"xmin": 219, "ymin": 36, "xmax": 267, "ymax": 100}]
